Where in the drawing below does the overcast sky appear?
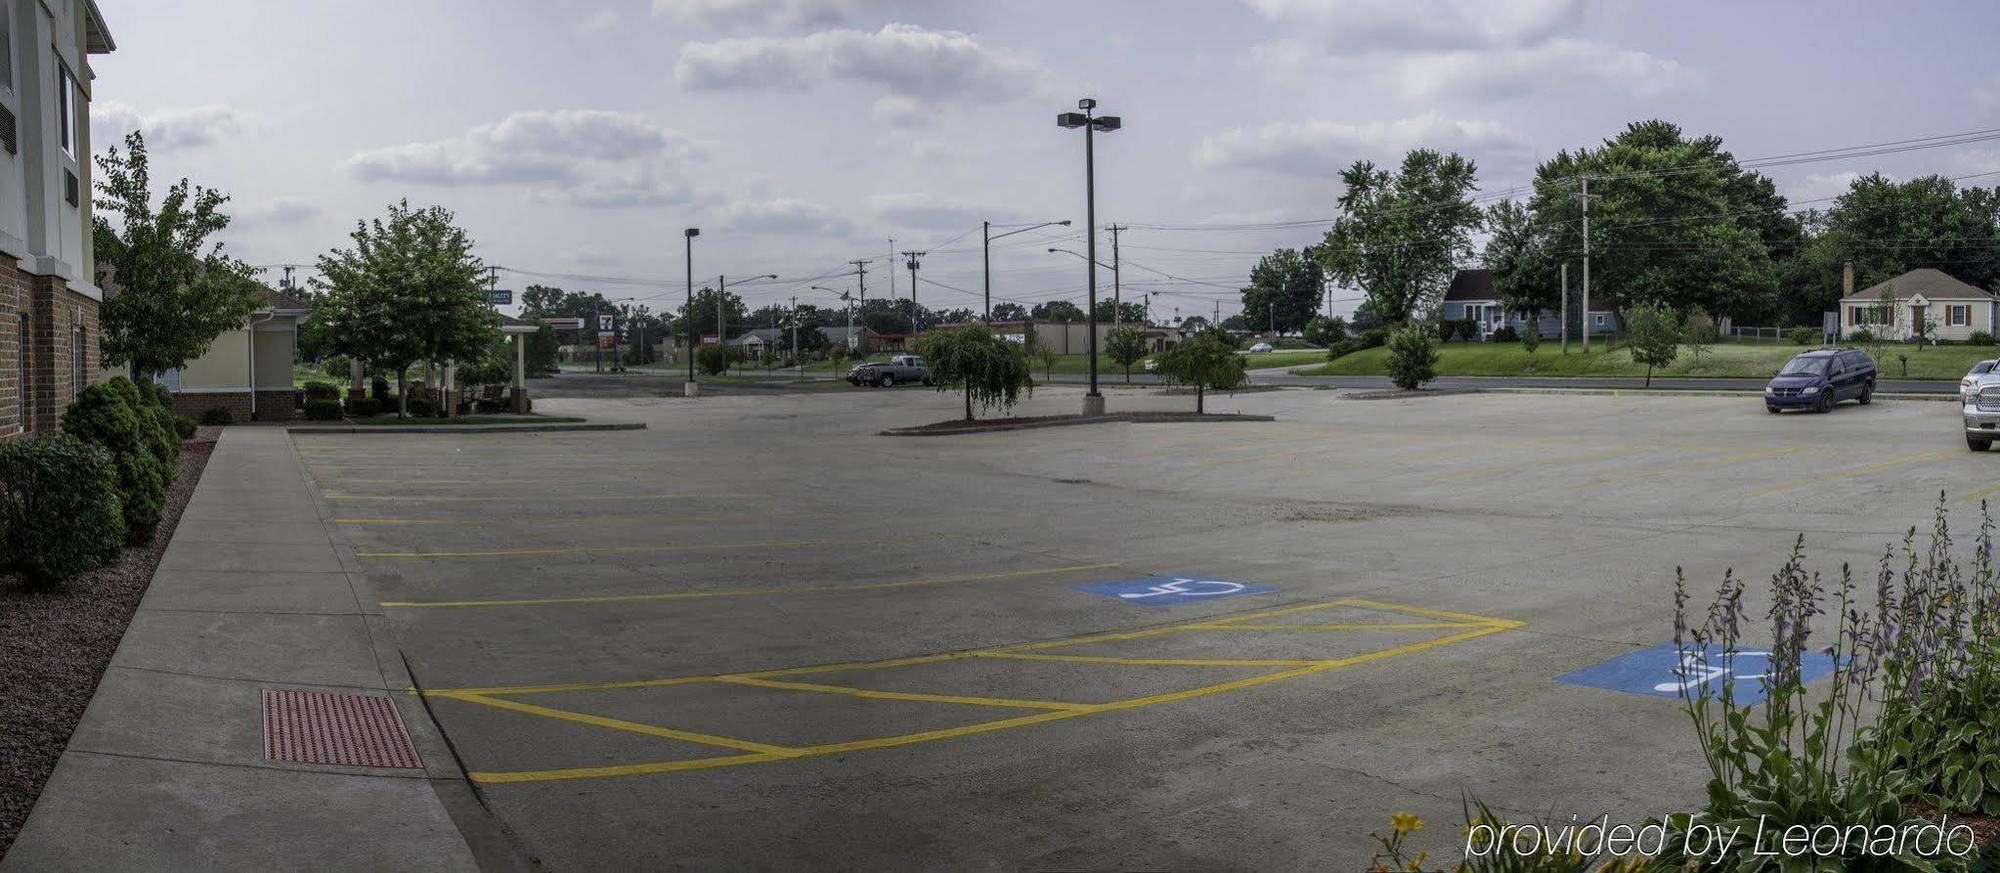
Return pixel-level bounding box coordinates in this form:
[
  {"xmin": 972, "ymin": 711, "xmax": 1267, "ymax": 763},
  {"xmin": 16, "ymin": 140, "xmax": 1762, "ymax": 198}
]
[{"xmin": 88, "ymin": 0, "xmax": 2000, "ymax": 321}]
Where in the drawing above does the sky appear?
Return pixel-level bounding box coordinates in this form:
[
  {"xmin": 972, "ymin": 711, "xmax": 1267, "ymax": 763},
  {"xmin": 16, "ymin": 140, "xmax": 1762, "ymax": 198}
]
[{"xmin": 85, "ymin": 0, "xmax": 2000, "ymax": 323}]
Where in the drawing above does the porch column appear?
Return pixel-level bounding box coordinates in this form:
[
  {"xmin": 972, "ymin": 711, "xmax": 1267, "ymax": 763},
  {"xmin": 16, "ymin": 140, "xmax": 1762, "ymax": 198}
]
[
  {"xmin": 348, "ymin": 358, "xmax": 364, "ymax": 400},
  {"xmin": 512, "ymin": 333, "xmax": 530, "ymax": 414}
]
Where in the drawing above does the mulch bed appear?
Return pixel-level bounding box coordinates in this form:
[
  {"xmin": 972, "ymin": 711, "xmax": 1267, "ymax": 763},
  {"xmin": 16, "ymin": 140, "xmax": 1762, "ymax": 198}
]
[{"xmin": 0, "ymin": 440, "xmax": 213, "ymax": 857}]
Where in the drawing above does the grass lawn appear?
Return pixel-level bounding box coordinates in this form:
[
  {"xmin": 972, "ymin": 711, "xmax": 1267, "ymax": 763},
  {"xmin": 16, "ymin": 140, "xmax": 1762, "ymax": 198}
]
[{"xmin": 1300, "ymin": 342, "xmax": 2000, "ymax": 380}]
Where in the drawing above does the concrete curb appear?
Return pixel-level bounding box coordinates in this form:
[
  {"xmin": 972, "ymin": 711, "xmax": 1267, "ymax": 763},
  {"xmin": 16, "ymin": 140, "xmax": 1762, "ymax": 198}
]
[
  {"xmin": 1338, "ymin": 388, "xmax": 1482, "ymax": 400},
  {"xmin": 287, "ymin": 421, "xmax": 646, "ymax": 434},
  {"xmin": 881, "ymin": 412, "xmax": 1276, "ymax": 436},
  {"xmin": 1472, "ymin": 387, "xmax": 1956, "ymax": 402}
]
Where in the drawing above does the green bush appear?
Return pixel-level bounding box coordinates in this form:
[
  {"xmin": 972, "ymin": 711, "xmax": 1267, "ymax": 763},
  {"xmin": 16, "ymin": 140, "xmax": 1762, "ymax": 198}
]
[
  {"xmin": 1972, "ymin": 330, "xmax": 1997, "ymax": 346},
  {"xmin": 1489, "ymin": 325, "xmax": 1519, "ymax": 343},
  {"xmin": 303, "ymin": 381, "xmax": 342, "ymax": 401},
  {"xmin": 346, "ymin": 397, "xmax": 381, "ymax": 417},
  {"xmin": 1324, "ymin": 327, "xmax": 1388, "ymax": 362},
  {"xmin": 319, "ymin": 355, "xmax": 352, "ymax": 381},
  {"xmin": 170, "ymin": 413, "xmax": 196, "ymax": 440},
  {"xmin": 697, "ymin": 345, "xmax": 734, "ymax": 376},
  {"xmin": 1848, "ymin": 328, "xmax": 1877, "ymax": 344},
  {"xmin": 1456, "ymin": 318, "xmax": 1479, "ymax": 342},
  {"xmin": 1786, "ymin": 326, "xmax": 1820, "ymax": 345},
  {"xmin": 303, "ymin": 398, "xmax": 344, "ymax": 421},
  {"xmin": 1385, "ymin": 322, "xmax": 1440, "ymax": 390},
  {"xmin": 200, "ymin": 406, "xmax": 234, "ymax": 426},
  {"xmin": 404, "ymin": 396, "xmax": 436, "ymax": 417},
  {"xmin": 143, "ymin": 380, "xmax": 174, "ymax": 411},
  {"xmin": 0, "ymin": 436, "xmax": 125, "ymax": 584},
  {"xmin": 61, "ymin": 383, "xmax": 170, "ymax": 545},
  {"xmin": 1434, "ymin": 321, "xmax": 1455, "ymax": 342}
]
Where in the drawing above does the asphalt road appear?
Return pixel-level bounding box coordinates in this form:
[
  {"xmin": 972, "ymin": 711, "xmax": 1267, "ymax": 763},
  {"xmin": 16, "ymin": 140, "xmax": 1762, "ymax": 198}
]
[
  {"xmin": 293, "ymin": 386, "xmax": 1992, "ymax": 868},
  {"xmin": 1057, "ymin": 368, "xmax": 1963, "ymax": 394}
]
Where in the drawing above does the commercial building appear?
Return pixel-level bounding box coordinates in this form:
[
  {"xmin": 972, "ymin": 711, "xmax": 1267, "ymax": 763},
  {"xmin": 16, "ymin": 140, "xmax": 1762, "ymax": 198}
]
[{"xmin": 0, "ymin": 0, "xmax": 114, "ymax": 438}]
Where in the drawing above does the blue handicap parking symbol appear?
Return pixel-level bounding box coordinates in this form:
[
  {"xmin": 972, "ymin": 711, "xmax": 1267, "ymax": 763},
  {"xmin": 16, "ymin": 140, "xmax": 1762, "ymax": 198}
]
[
  {"xmin": 1075, "ymin": 576, "xmax": 1275, "ymax": 607},
  {"xmin": 1555, "ymin": 642, "xmax": 1838, "ymax": 704}
]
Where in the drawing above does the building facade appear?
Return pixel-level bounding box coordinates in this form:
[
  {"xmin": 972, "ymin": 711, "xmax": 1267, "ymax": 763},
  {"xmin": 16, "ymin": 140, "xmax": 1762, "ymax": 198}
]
[
  {"xmin": 156, "ymin": 289, "xmax": 307, "ymax": 421},
  {"xmin": 0, "ymin": 0, "xmax": 114, "ymax": 439},
  {"xmin": 1840, "ymin": 268, "xmax": 1999, "ymax": 343}
]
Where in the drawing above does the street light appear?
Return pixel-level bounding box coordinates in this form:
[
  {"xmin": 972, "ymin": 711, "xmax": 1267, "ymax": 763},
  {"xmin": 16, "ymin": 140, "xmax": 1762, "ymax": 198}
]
[
  {"xmin": 1057, "ymin": 97, "xmax": 1121, "ymax": 415},
  {"xmin": 983, "ymin": 219, "xmax": 1070, "ymax": 320},
  {"xmin": 716, "ymin": 273, "xmax": 778, "ymax": 373},
  {"xmin": 812, "ymin": 285, "xmax": 855, "ymax": 363},
  {"xmin": 1047, "ymin": 247, "xmax": 1112, "ymax": 271},
  {"xmin": 683, "ymin": 228, "xmax": 699, "ymax": 397}
]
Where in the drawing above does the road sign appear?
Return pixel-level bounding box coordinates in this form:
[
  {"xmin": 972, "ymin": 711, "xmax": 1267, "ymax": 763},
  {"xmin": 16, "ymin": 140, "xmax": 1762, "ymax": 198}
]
[
  {"xmin": 1074, "ymin": 576, "xmax": 1275, "ymax": 607},
  {"xmin": 598, "ymin": 314, "xmax": 614, "ymax": 332},
  {"xmin": 542, "ymin": 317, "xmax": 584, "ymax": 331},
  {"xmin": 1555, "ymin": 642, "xmax": 1837, "ymax": 705},
  {"xmin": 596, "ymin": 335, "xmax": 616, "ymax": 349},
  {"xmin": 487, "ymin": 289, "xmax": 513, "ymax": 305}
]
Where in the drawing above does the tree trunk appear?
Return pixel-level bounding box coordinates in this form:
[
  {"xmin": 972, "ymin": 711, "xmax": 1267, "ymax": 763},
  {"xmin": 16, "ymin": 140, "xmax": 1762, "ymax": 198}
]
[
  {"xmin": 397, "ymin": 366, "xmax": 410, "ymax": 418},
  {"xmin": 964, "ymin": 385, "xmax": 973, "ymax": 421},
  {"xmin": 1645, "ymin": 363, "xmax": 1653, "ymax": 388},
  {"xmin": 1196, "ymin": 384, "xmax": 1204, "ymax": 414}
]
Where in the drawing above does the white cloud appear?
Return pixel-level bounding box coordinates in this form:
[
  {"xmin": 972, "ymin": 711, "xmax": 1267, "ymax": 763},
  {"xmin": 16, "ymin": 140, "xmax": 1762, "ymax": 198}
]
[
  {"xmin": 560, "ymin": 244, "xmax": 619, "ymax": 268},
  {"xmin": 1248, "ymin": 36, "xmax": 1699, "ymax": 100},
  {"xmin": 1195, "ymin": 112, "xmax": 1529, "ymax": 174},
  {"xmin": 718, "ymin": 197, "xmax": 854, "ymax": 235},
  {"xmin": 865, "ymin": 192, "xmax": 987, "ymax": 230},
  {"xmin": 235, "ymin": 196, "xmax": 319, "ymax": 226},
  {"xmin": 1785, "ymin": 171, "xmax": 1862, "ymax": 204},
  {"xmin": 91, "ymin": 101, "xmax": 249, "ymax": 150},
  {"xmin": 577, "ymin": 9, "xmax": 620, "ymax": 33},
  {"xmin": 1242, "ymin": 0, "xmax": 1585, "ymax": 53},
  {"xmin": 873, "ymin": 95, "xmax": 923, "ymax": 126},
  {"xmin": 676, "ymin": 23, "xmax": 1049, "ymax": 101},
  {"xmin": 652, "ymin": 0, "xmax": 878, "ymax": 29},
  {"xmin": 342, "ymin": 110, "xmax": 702, "ymax": 207}
]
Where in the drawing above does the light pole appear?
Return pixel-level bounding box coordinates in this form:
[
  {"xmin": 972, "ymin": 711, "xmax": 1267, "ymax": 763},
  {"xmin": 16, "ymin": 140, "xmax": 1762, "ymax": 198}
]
[
  {"xmin": 717, "ymin": 272, "xmax": 778, "ymax": 373},
  {"xmin": 1058, "ymin": 97, "xmax": 1121, "ymax": 415},
  {"xmin": 683, "ymin": 228, "xmax": 699, "ymax": 397},
  {"xmin": 983, "ymin": 219, "xmax": 1069, "ymax": 320},
  {"xmin": 904, "ymin": 251, "xmax": 925, "ymax": 343},
  {"xmin": 813, "ymin": 285, "xmax": 853, "ymax": 364}
]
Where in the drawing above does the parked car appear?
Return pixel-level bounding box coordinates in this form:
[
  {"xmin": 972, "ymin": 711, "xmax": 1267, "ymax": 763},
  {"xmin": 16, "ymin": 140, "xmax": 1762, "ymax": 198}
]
[
  {"xmin": 1764, "ymin": 348, "xmax": 1876, "ymax": 414},
  {"xmin": 1960, "ymin": 360, "xmax": 1998, "ymax": 400},
  {"xmin": 1247, "ymin": 342, "xmax": 1274, "ymax": 353},
  {"xmin": 846, "ymin": 355, "xmax": 929, "ymax": 387}
]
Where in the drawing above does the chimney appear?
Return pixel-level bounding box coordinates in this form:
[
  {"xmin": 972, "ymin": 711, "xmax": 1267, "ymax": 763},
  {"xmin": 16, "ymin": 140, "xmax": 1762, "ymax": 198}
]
[{"xmin": 1843, "ymin": 261, "xmax": 1854, "ymax": 299}]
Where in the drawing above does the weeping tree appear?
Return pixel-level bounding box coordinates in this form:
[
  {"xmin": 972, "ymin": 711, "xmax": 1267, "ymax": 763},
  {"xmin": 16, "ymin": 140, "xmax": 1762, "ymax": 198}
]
[
  {"xmin": 915, "ymin": 323, "xmax": 1033, "ymax": 421},
  {"xmin": 1154, "ymin": 327, "xmax": 1247, "ymax": 413}
]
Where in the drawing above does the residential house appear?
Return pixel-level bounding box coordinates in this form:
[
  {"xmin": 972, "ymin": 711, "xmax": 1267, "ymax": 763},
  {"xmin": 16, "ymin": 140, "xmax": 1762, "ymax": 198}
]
[
  {"xmin": 157, "ymin": 287, "xmax": 308, "ymax": 421},
  {"xmin": 1, "ymin": 0, "xmax": 114, "ymax": 438},
  {"xmin": 1439, "ymin": 269, "xmax": 1618, "ymax": 339},
  {"xmin": 727, "ymin": 325, "xmax": 883, "ymax": 357},
  {"xmin": 955, "ymin": 319, "xmax": 1181, "ymax": 356},
  {"xmin": 1840, "ymin": 268, "xmax": 1997, "ymax": 342}
]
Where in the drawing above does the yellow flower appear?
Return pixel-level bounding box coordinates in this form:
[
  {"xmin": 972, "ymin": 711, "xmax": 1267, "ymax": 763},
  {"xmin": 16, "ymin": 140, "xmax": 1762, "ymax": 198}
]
[{"xmin": 1391, "ymin": 813, "xmax": 1424, "ymax": 835}]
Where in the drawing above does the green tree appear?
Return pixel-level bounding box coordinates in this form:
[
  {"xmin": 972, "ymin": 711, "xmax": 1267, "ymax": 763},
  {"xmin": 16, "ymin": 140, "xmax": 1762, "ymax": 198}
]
[
  {"xmin": 1521, "ymin": 322, "xmax": 1541, "ymax": 357},
  {"xmin": 1528, "ymin": 120, "xmax": 1787, "ymax": 321},
  {"xmin": 1785, "ymin": 174, "xmax": 2000, "ymax": 324},
  {"xmin": 1482, "ymin": 199, "xmax": 1559, "ymax": 320},
  {"xmin": 991, "ymin": 302, "xmax": 1029, "ymax": 321},
  {"xmin": 1154, "ymin": 327, "xmax": 1246, "ymax": 413},
  {"xmin": 914, "ymin": 324, "xmax": 1033, "ymax": 421},
  {"xmin": 1239, "ymin": 248, "xmax": 1322, "ymax": 334},
  {"xmin": 677, "ymin": 286, "xmax": 750, "ymax": 342},
  {"xmin": 1684, "ymin": 306, "xmax": 1718, "ymax": 363},
  {"xmin": 1030, "ymin": 299, "xmax": 1086, "ymax": 322},
  {"xmin": 1623, "ymin": 300, "xmax": 1682, "ymax": 386},
  {"xmin": 310, "ymin": 201, "xmax": 495, "ymax": 417},
  {"xmin": 1318, "ymin": 149, "xmax": 1483, "ymax": 322},
  {"xmin": 523, "ymin": 322, "xmax": 560, "ymax": 372},
  {"xmin": 1384, "ymin": 322, "xmax": 1440, "ymax": 390},
  {"xmin": 1104, "ymin": 325, "xmax": 1148, "ymax": 382},
  {"xmin": 1302, "ymin": 316, "xmax": 1347, "ymax": 347},
  {"xmin": 92, "ymin": 131, "xmax": 263, "ymax": 379}
]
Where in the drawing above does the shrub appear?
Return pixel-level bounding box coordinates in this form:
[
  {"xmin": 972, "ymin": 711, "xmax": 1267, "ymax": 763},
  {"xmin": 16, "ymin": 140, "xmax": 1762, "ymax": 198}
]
[
  {"xmin": 404, "ymin": 396, "xmax": 436, "ymax": 417},
  {"xmin": 1325, "ymin": 327, "xmax": 1389, "ymax": 362},
  {"xmin": 61, "ymin": 383, "xmax": 170, "ymax": 544},
  {"xmin": 1385, "ymin": 322, "xmax": 1440, "ymax": 390},
  {"xmin": 303, "ymin": 381, "xmax": 342, "ymax": 401},
  {"xmin": 371, "ymin": 376, "xmax": 391, "ymax": 401},
  {"xmin": 170, "ymin": 413, "xmax": 197, "ymax": 440},
  {"xmin": 697, "ymin": 345, "xmax": 732, "ymax": 376},
  {"xmin": 1489, "ymin": 325, "xmax": 1519, "ymax": 343},
  {"xmin": 0, "ymin": 436, "xmax": 125, "ymax": 584},
  {"xmin": 303, "ymin": 398, "xmax": 344, "ymax": 421},
  {"xmin": 1972, "ymin": 330, "xmax": 1997, "ymax": 346},
  {"xmin": 1520, "ymin": 324, "xmax": 1541, "ymax": 356},
  {"xmin": 1848, "ymin": 328, "xmax": 1877, "ymax": 344},
  {"xmin": 1301, "ymin": 316, "xmax": 1347, "ymax": 347},
  {"xmin": 144, "ymin": 380, "xmax": 174, "ymax": 411},
  {"xmin": 346, "ymin": 397, "xmax": 381, "ymax": 417},
  {"xmin": 1434, "ymin": 321, "xmax": 1455, "ymax": 342},
  {"xmin": 200, "ymin": 406, "xmax": 234, "ymax": 426},
  {"xmin": 1787, "ymin": 326, "xmax": 1820, "ymax": 345},
  {"xmin": 319, "ymin": 355, "xmax": 352, "ymax": 381},
  {"xmin": 1456, "ymin": 318, "xmax": 1479, "ymax": 342}
]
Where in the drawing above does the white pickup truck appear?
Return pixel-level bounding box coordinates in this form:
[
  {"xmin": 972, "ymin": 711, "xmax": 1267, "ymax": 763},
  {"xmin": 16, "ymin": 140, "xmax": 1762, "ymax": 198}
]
[{"xmin": 846, "ymin": 355, "xmax": 929, "ymax": 388}]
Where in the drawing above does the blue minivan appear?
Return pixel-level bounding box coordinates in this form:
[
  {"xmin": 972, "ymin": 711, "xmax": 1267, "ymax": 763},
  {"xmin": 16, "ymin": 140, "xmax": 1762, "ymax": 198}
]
[{"xmin": 1765, "ymin": 348, "xmax": 1876, "ymax": 413}]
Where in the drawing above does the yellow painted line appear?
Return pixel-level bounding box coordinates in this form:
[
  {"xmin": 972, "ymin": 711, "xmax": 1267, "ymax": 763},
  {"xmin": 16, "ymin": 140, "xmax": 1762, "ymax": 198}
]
[
  {"xmin": 714, "ymin": 676, "xmax": 1093, "ymax": 711},
  {"xmin": 336, "ymin": 511, "xmax": 833, "ymax": 527},
  {"xmin": 1744, "ymin": 449, "xmax": 1959, "ymax": 498},
  {"xmin": 431, "ymin": 652, "xmax": 981, "ymax": 697},
  {"xmin": 1957, "ymin": 483, "xmax": 2000, "ymax": 504},
  {"xmin": 976, "ymin": 651, "xmax": 1322, "ymax": 667},
  {"xmin": 324, "ymin": 493, "xmax": 765, "ymax": 503},
  {"xmin": 463, "ymin": 622, "xmax": 1521, "ymax": 784},
  {"xmin": 435, "ymin": 692, "xmax": 800, "ymax": 755},
  {"xmin": 1573, "ymin": 447, "xmax": 1799, "ymax": 488},
  {"xmin": 1185, "ymin": 621, "xmax": 1484, "ymax": 631},
  {"xmin": 380, "ymin": 562, "xmax": 1120, "ymax": 608},
  {"xmin": 1335, "ymin": 597, "xmax": 1528, "ymax": 628},
  {"xmin": 355, "ymin": 534, "xmax": 938, "ymax": 559}
]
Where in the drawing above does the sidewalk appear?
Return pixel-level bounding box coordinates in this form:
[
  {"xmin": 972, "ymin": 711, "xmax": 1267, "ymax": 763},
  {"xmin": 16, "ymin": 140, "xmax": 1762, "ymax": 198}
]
[{"xmin": 2, "ymin": 430, "xmax": 501, "ymax": 872}]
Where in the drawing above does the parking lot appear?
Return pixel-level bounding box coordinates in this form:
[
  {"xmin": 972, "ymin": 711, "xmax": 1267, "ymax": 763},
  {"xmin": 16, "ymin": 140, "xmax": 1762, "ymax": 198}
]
[{"xmin": 293, "ymin": 384, "xmax": 1992, "ymax": 869}]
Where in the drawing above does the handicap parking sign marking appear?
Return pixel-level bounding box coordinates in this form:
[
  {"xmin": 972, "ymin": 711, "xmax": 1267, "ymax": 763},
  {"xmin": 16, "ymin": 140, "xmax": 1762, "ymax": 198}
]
[
  {"xmin": 1075, "ymin": 576, "xmax": 1275, "ymax": 607},
  {"xmin": 1555, "ymin": 641, "xmax": 1837, "ymax": 705}
]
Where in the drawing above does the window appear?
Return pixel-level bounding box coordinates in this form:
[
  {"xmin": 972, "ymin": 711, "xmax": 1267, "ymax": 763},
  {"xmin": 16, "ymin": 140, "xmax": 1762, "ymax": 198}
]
[
  {"xmin": 1593, "ymin": 314, "xmax": 1607, "ymax": 327},
  {"xmin": 1948, "ymin": 305, "xmax": 1972, "ymax": 327},
  {"xmin": 56, "ymin": 63, "xmax": 73, "ymax": 157},
  {"xmin": 1, "ymin": 0, "xmax": 13, "ymax": 93}
]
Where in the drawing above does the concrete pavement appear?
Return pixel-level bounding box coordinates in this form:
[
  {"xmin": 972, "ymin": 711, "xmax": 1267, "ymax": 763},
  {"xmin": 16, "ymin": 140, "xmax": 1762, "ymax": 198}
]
[{"xmin": 3, "ymin": 429, "xmax": 509, "ymax": 872}]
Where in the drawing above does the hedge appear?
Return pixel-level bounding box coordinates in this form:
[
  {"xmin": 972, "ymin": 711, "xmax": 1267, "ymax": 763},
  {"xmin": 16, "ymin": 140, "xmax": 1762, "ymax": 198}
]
[
  {"xmin": 200, "ymin": 406, "xmax": 234, "ymax": 426},
  {"xmin": 0, "ymin": 436, "xmax": 126, "ymax": 584},
  {"xmin": 303, "ymin": 398, "xmax": 344, "ymax": 421},
  {"xmin": 61, "ymin": 382, "xmax": 171, "ymax": 545},
  {"xmin": 304, "ymin": 381, "xmax": 341, "ymax": 401},
  {"xmin": 346, "ymin": 397, "xmax": 381, "ymax": 417}
]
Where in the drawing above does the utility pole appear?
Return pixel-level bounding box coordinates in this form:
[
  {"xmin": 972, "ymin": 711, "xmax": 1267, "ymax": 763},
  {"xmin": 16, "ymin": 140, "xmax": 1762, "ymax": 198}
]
[
  {"xmin": 1575, "ymin": 176, "xmax": 1598, "ymax": 353},
  {"xmin": 905, "ymin": 252, "xmax": 925, "ymax": 339},
  {"xmin": 1107, "ymin": 223, "xmax": 1125, "ymax": 327},
  {"xmin": 982, "ymin": 221, "xmax": 992, "ymax": 321},
  {"xmin": 848, "ymin": 259, "xmax": 869, "ymax": 305},
  {"xmin": 283, "ymin": 265, "xmax": 297, "ymax": 291},
  {"xmin": 888, "ymin": 239, "xmax": 896, "ymax": 301},
  {"xmin": 789, "ymin": 295, "xmax": 801, "ymax": 375},
  {"xmin": 684, "ymin": 228, "xmax": 699, "ymax": 397},
  {"xmin": 717, "ymin": 275, "xmax": 727, "ymax": 369},
  {"xmin": 1559, "ymin": 262, "xmax": 1570, "ymax": 356}
]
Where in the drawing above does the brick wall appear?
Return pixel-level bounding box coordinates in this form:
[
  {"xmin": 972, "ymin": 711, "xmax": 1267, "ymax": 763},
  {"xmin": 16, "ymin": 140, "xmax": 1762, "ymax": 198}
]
[
  {"xmin": 0, "ymin": 266, "xmax": 24, "ymax": 441},
  {"xmin": 25, "ymin": 277, "xmax": 102, "ymax": 434},
  {"xmin": 170, "ymin": 390, "xmax": 299, "ymax": 423}
]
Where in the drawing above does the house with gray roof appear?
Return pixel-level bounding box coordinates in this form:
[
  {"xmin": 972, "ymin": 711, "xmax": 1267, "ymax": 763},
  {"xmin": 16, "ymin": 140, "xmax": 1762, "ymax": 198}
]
[{"xmin": 1840, "ymin": 268, "xmax": 1997, "ymax": 342}]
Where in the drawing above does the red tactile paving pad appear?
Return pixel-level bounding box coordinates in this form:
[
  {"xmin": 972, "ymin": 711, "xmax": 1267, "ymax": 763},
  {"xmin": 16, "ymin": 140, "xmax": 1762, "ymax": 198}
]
[{"xmin": 262, "ymin": 689, "xmax": 423, "ymax": 769}]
